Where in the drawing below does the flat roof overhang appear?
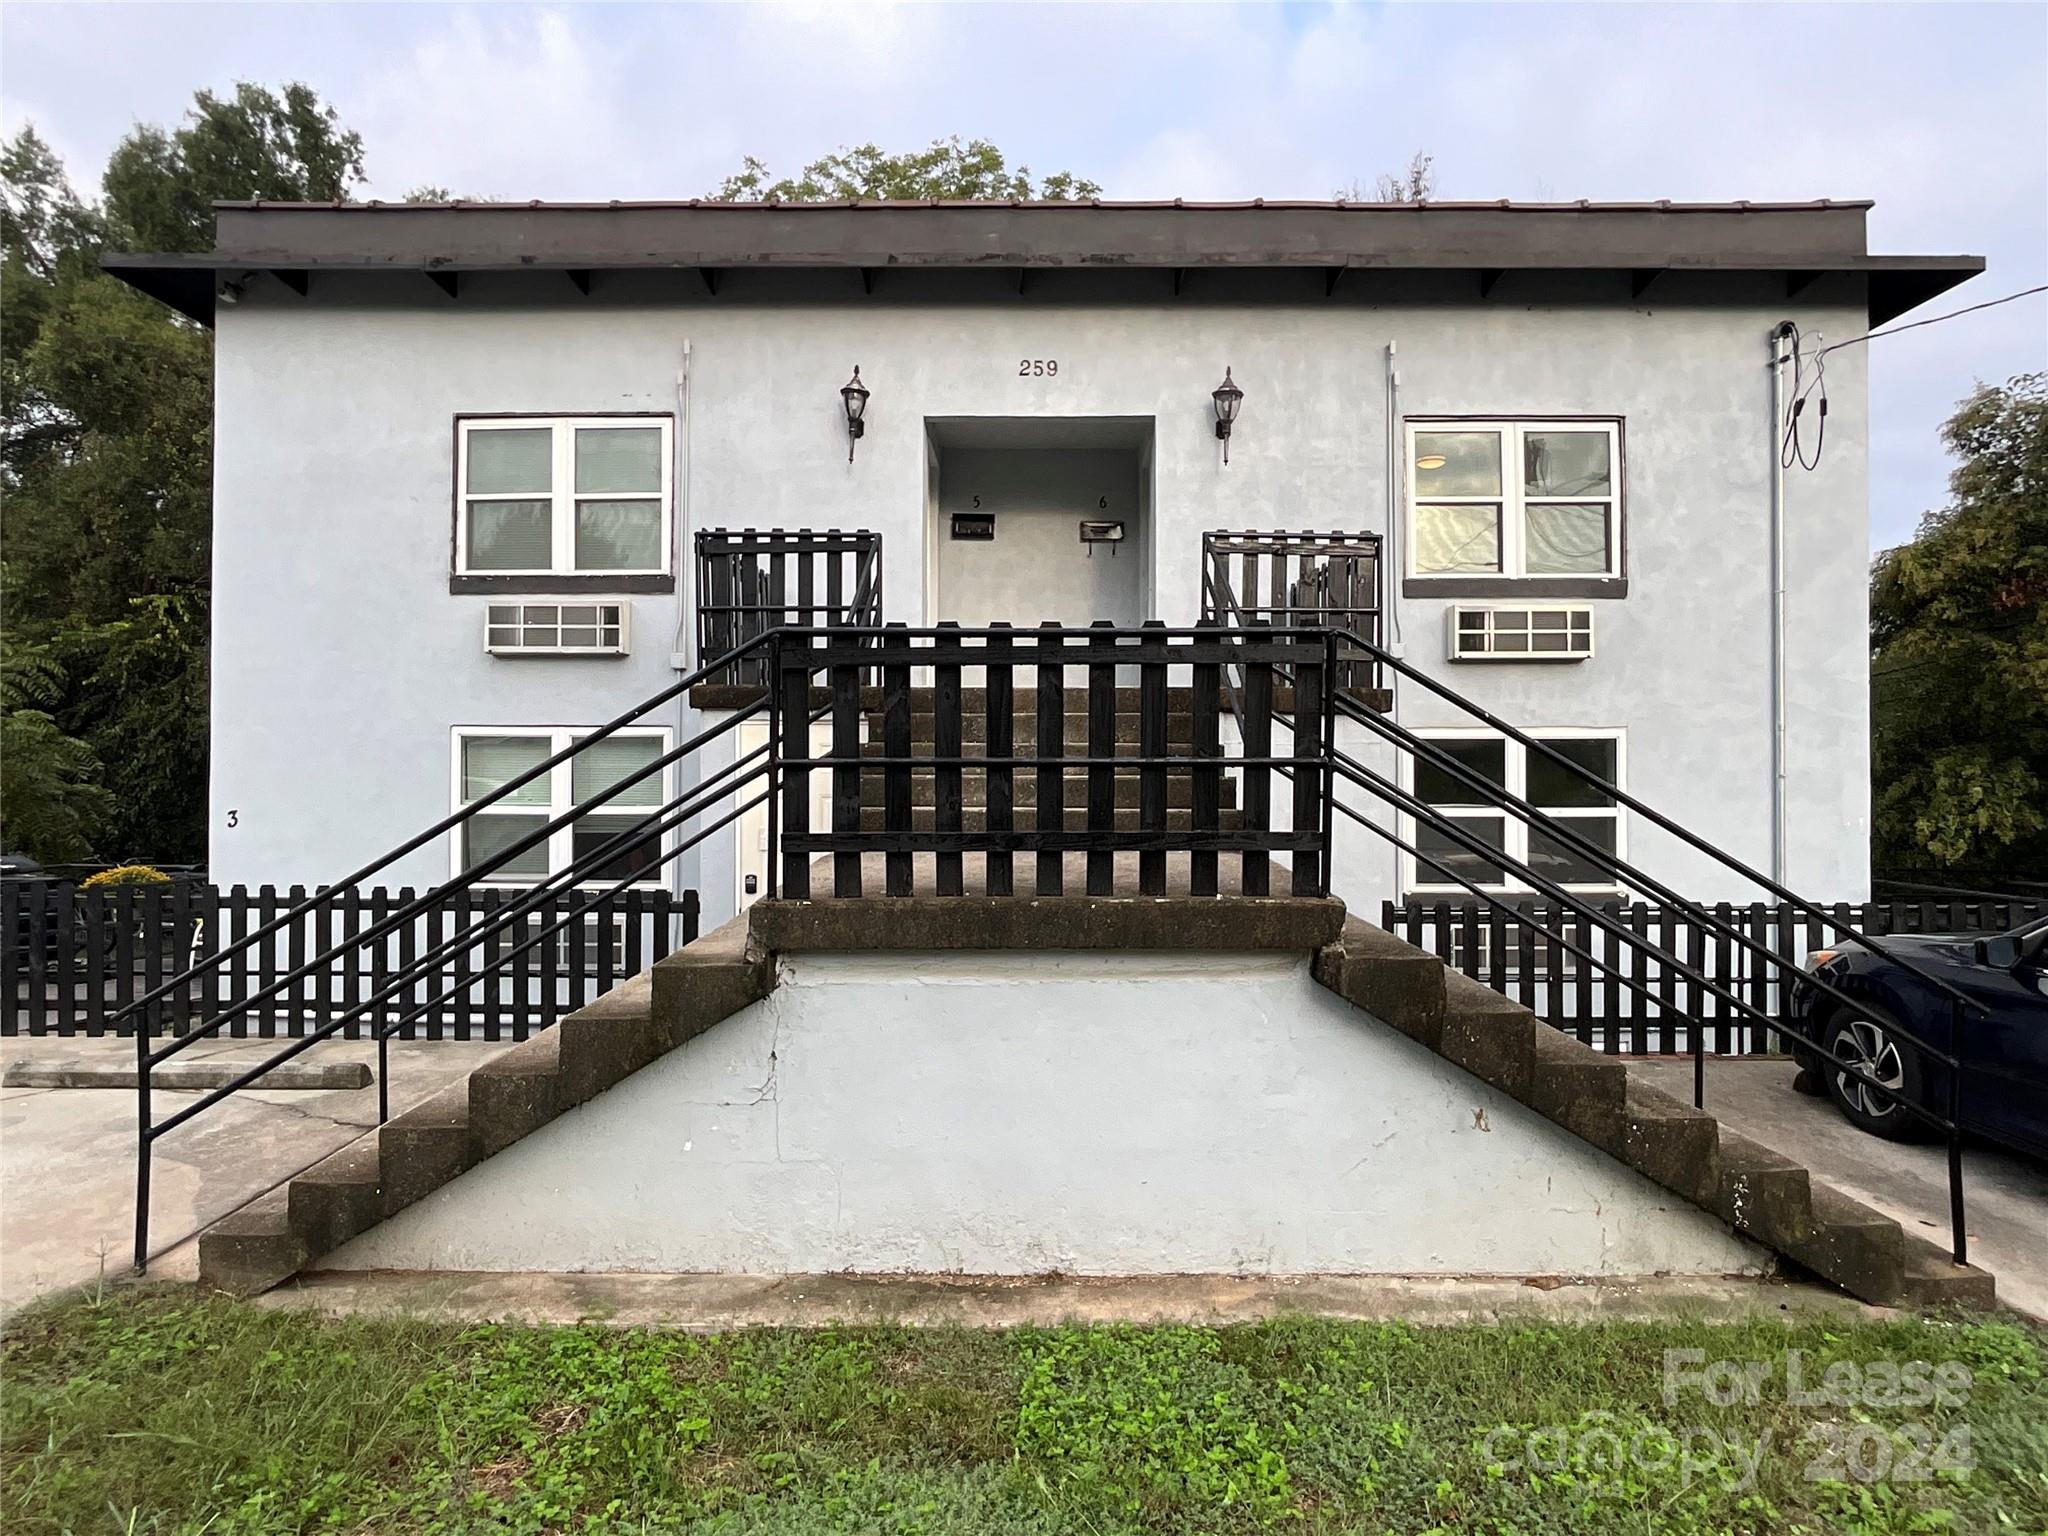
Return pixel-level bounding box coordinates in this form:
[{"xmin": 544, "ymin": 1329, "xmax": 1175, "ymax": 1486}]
[{"xmin": 103, "ymin": 200, "xmax": 1985, "ymax": 328}]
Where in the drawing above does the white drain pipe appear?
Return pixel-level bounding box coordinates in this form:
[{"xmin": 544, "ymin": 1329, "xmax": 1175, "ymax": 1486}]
[{"xmin": 1767, "ymin": 322, "xmax": 1793, "ymax": 885}]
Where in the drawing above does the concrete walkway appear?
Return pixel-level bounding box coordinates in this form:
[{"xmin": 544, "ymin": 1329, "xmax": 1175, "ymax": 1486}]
[
  {"xmin": 0, "ymin": 1035, "xmax": 506, "ymax": 1316},
  {"xmin": 1628, "ymin": 1056, "xmax": 2048, "ymax": 1321}
]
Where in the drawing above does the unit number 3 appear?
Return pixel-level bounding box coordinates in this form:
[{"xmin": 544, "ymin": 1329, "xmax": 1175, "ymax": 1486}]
[{"xmin": 1018, "ymin": 359, "xmax": 1058, "ymax": 376}]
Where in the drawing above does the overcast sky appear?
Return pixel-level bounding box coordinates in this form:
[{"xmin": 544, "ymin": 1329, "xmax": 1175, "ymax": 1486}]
[{"xmin": 5, "ymin": 1, "xmax": 2043, "ymax": 549}]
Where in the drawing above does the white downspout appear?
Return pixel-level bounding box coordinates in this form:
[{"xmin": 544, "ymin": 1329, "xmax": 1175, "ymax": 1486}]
[
  {"xmin": 1385, "ymin": 341, "xmax": 1404, "ymax": 659},
  {"xmin": 1767, "ymin": 322, "xmax": 1793, "ymax": 885},
  {"xmin": 670, "ymin": 337, "xmax": 693, "ymax": 670}
]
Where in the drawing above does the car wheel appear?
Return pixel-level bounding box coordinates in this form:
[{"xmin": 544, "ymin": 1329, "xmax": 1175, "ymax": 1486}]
[{"xmin": 1822, "ymin": 1010, "xmax": 1930, "ymax": 1142}]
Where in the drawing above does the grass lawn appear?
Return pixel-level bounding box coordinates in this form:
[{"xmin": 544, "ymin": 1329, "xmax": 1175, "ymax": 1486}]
[{"xmin": 3, "ymin": 1289, "xmax": 2045, "ymax": 1534}]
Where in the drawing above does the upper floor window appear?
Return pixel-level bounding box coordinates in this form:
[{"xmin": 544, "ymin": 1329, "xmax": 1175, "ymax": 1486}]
[
  {"xmin": 1408, "ymin": 420, "xmax": 1621, "ymax": 581},
  {"xmin": 456, "ymin": 417, "xmax": 673, "ymax": 577}
]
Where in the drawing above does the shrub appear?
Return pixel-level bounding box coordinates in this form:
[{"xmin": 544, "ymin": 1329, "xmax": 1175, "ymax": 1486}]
[{"xmin": 78, "ymin": 863, "xmax": 172, "ymax": 889}]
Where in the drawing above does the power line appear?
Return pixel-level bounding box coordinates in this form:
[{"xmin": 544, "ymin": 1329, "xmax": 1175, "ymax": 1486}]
[{"xmin": 1818, "ymin": 284, "xmax": 2048, "ymax": 358}]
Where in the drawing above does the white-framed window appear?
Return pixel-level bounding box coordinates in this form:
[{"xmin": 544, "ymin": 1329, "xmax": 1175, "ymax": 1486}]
[
  {"xmin": 1407, "ymin": 420, "xmax": 1622, "ymax": 579},
  {"xmin": 485, "ymin": 601, "xmax": 631, "ymax": 656},
  {"xmin": 456, "ymin": 417, "xmax": 673, "ymax": 577},
  {"xmin": 450, "ymin": 726, "xmax": 673, "ymax": 886},
  {"xmin": 1400, "ymin": 728, "xmax": 1625, "ymax": 895}
]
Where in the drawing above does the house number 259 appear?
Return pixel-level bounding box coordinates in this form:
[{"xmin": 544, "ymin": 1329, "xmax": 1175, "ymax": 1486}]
[{"xmin": 1018, "ymin": 359, "xmax": 1058, "ymax": 377}]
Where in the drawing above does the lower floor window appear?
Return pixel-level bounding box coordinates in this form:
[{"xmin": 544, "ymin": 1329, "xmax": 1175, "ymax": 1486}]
[
  {"xmin": 452, "ymin": 726, "xmax": 673, "ymax": 885},
  {"xmin": 1402, "ymin": 729, "xmax": 1624, "ymax": 894}
]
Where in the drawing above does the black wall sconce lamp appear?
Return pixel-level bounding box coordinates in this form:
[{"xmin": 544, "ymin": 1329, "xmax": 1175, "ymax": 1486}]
[
  {"xmin": 841, "ymin": 366, "xmax": 870, "ymax": 463},
  {"xmin": 1212, "ymin": 367, "xmax": 1243, "ymax": 464}
]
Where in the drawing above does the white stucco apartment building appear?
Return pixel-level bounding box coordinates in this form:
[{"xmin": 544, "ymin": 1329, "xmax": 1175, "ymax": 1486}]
[{"xmin": 109, "ymin": 199, "xmax": 1981, "ymax": 927}]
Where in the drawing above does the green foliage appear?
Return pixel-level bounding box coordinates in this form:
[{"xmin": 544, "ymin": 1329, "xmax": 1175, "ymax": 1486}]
[
  {"xmin": 1872, "ymin": 373, "xmax": 2048, "ymax": 878},
  {"xmin": 2, "ymin": 82, "xmax": 354, "ymax": 864},
  {"xmin": 101, "ymin": 82, "xmax": 365, "ymax": 252},
  {"xmin": 711, "ymin": 136, "xmax": 1100, "ymax": 203},
  {"xmin": 0, "ymin": 631, "xmax": 109, "ymax": 860},
  {"xmin": 5, "ymin": 1292, "xmax": 2045, "ymax": 1534}
]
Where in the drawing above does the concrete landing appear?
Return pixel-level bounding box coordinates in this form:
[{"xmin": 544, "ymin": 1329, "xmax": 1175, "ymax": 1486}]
[{"xmin": 261, "ymin": 1268, "xmax": 1877, "ymax": 1329}]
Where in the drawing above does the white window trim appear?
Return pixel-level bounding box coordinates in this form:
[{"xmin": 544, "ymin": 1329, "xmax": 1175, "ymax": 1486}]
[
  {"xmin": 449, "ymin": 725, "xmax": 675, "ymax": 887},
  {"xmin": 1398, "ymin": 726, "xmax": 1627, "ymax": 896},
  {"xmin": 455, "ymin": 417, "xmax": 674, "ymax": 578},
  {"xmin": 1405, "ymin": 419, "xmax": 1622, "ymax": 581}
]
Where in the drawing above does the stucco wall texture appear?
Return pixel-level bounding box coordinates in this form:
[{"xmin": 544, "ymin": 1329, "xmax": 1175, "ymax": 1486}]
[
  {"xmin": 211, "ymin": 282, "xmax": 1871, "ymax": 923},
  {"xmin": 320, "ymin": 951, "xmax": 1766, "ymax": 1278}
]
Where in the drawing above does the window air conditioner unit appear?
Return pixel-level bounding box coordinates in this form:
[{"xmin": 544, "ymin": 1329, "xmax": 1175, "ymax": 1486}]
[
  {"xmin": 486, "ymin": 601, "xmax": 630, "ymax": 657},
  {"xmin": 1448, "ymin": 604, "xmax": 1593, "ymax": 662}
]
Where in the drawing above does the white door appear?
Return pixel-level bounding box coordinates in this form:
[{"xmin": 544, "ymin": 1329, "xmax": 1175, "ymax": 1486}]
[{"xmin": 734, "ymin": 717, "xmax": 851, "ymax": 911}]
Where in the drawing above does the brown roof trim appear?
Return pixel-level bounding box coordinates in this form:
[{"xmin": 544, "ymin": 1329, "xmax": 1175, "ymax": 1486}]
[
  {"xmin": 211, "ymin": 197, "xmax": 1881, "ymax": 214},
  {"xmin": 103, "ymin": 200, "xmax": 1981, "ymax": 330}
]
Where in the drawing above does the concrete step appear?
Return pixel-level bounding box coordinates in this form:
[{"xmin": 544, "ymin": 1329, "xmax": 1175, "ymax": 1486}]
[
  {"xmin": 868, "ymin": 717, "xmax": 1200, "ymax": 748},
  {"xmin": 846, "ymin": 806, "xmax": 1248, "ymax": 833},
  {"xmin": 1900, "ymin": 1242, "xmax": 1999, "ymax": 1309},
  {"xmin": 856, "ymin": 773, "xmax": 1239, "ymax": 811},
  {"xmin": 196, "ymin": 1187, "xmax": 307, "ymax": 1297}
]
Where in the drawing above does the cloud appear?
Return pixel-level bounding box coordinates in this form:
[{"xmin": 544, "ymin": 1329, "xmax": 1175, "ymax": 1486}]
[{"xmin": 5, "ymin": 0, "xmax": 2041, "ymax": 543}]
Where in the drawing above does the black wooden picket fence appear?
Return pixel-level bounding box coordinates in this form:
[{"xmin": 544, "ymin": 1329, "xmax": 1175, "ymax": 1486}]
[
  {"xmin": 1383, "ymin": 896, "xmax": 2045, "ymax": 1056},
  {"xmin": 1, "ymin": 880, "xmax": 697, "ymax": 1039}
]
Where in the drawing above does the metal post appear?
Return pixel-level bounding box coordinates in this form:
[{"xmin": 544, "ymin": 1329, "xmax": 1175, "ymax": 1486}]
[
  {"xmin": 133, "ymin": 1015, "xmax": 151, "ymax": 1271},
  {"xmin": 1694, "ymin": 1011, "xmax": 1705, "ymax": 1110},
  {"xmin": 766, "ymin": 632, "xmax": 781, "ymax": 901},
  {"xmin": 1320, "ymin": 631, "xmax": 1337, "ymax": 897},
  {"xmin": 1948, "ymin": 995, "xmax": 1968, "ymax": 1265},
  {"xmin": 377, "ymin": 1029, "xmax": 390, "ymax": 1124}
]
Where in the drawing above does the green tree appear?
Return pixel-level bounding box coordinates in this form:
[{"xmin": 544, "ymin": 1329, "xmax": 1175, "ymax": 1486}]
[
  {"xmin": 1, "ymin": 82, "xmax": 362, "ymax": 862},
  {"xmin": 0, "ymin": 623, "xmax": 110, "ymax": 862},
  {"xmin": 1871, "ymin": 373, "xmax": 2048, "ymax": 879},
  {"xmin": 102, "ymin": 82, "xmax": 364, "ymax": 251},
  {"xmin": 711, "ymin": 136, "xmax": 1099, "ymax": 202}
]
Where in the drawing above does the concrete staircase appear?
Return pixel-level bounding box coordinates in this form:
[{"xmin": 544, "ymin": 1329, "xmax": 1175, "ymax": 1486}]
[
  {"xmin": 198, "ymin": 899, "xmax": 1996, "ymax": 1310},
  {"xmin": 1312, "ymin": 919, "xmax": 1993, "ymax": 1309}
]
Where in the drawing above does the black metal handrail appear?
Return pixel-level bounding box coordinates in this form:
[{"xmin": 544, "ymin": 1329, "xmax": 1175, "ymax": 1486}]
[
  {"xmin": 129, "ymin": 630, "xmax": 800, "ymax": 1270},
  {"xmin": 1202, "ymin": 565, "xmax": 1976, "ymax": 1264}
]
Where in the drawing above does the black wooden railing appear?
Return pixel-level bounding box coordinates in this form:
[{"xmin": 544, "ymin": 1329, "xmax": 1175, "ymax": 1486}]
[
  {"xmin": 766, "ymin": 623, "xmax": 1335, "ymax": 900},
  {"xmin": 1201, "ymin": 530, "xmax": 1382, "ymax": 693},
  {"xmin": 696, "ymin": 527, "xmax": 882, "ymax": 685},
  {"xmin": 1383, "ymin": 897, "xmax": 2043, "ymax": 1056},
  {"xmin": 1, "ymin": 880, "xmax": 694, "ymax": 1040}
]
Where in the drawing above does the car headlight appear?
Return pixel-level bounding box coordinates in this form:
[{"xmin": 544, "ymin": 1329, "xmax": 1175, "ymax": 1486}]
[{"xmin": 1804, "ymin": 949, "xmax": 1839, "ymax": 970}]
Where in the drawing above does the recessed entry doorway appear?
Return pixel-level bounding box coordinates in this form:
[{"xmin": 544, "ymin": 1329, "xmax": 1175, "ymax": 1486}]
[{"xmin": 925, "ymin": 417, "xmax": 1155, "ymax": 628}]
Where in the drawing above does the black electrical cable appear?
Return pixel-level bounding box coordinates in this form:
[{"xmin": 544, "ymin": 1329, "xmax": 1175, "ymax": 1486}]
[
  {"xmin": 1778, "ymin": 321, "xmax": 1828, "ymax": 472},
  {"xmin": 1778, "ymin": 283, "xmax": 2048, "ymax": 474}
]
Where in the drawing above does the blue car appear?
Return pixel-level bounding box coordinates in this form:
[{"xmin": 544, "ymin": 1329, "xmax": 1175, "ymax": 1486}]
[{"xmin": 1789, "ymin": 915, "xmax": 2048, "ymax": 1158}]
